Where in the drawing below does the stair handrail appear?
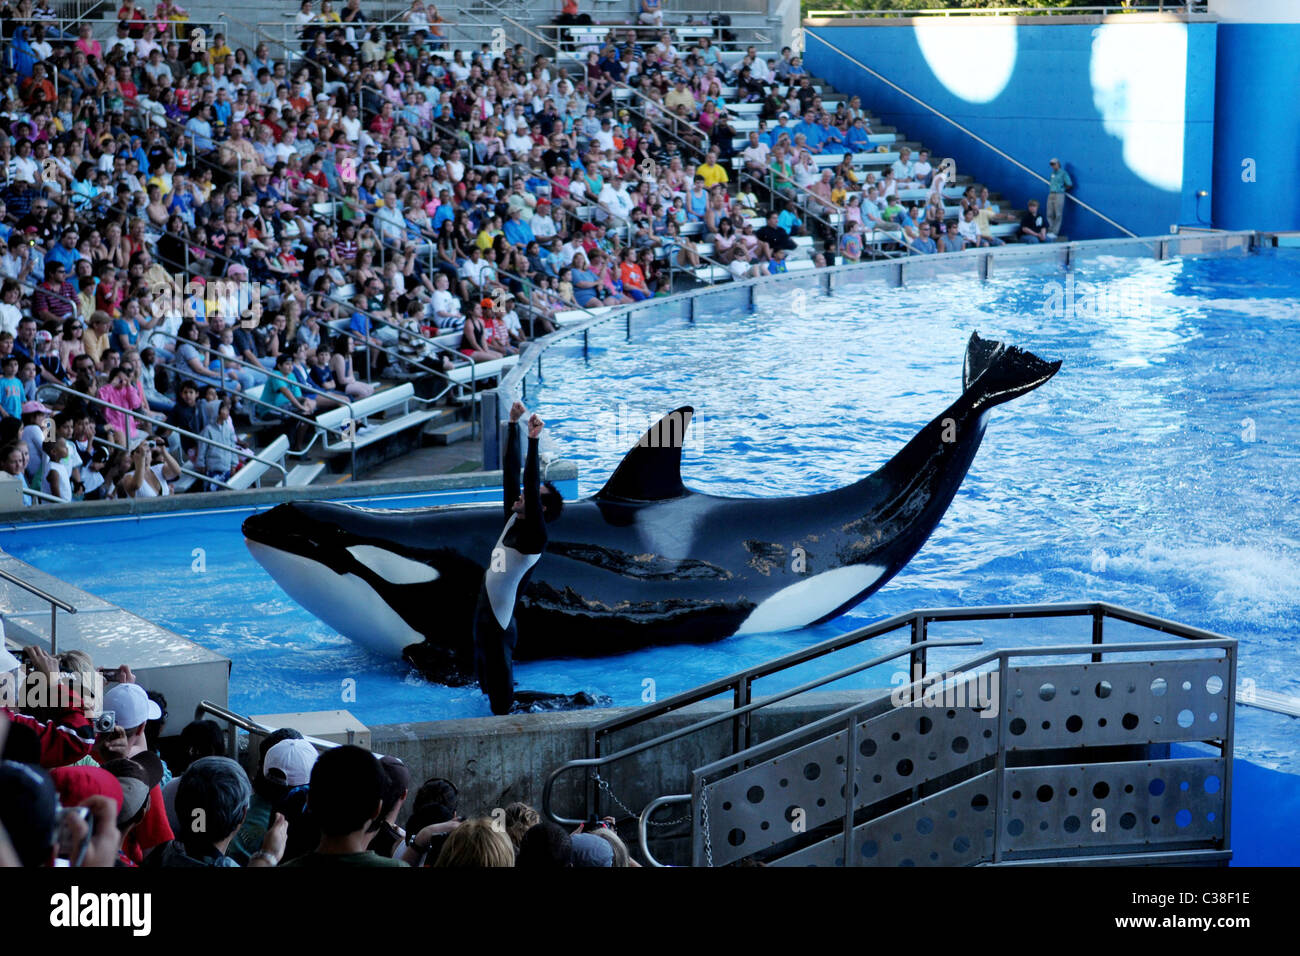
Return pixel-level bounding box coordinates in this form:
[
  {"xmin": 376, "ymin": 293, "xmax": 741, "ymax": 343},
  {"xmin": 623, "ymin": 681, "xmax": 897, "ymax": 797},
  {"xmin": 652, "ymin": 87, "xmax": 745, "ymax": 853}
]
[
  {"xmin": 541, "ymin": 636, "xmax": 983, "ymax": 826},
  {"xmin": 543, "ymin": 600, "xmax": 1240, "ymax": 826},
  {"xmin": 677, "ymin": 633, "xmax": 1235, "ymax": 867},
  {"xmin": 805, "ymin": 30, "xmax": 1140, "ymax": 239},
  {"xmin": 37, "ymin": 380, "xmax": 290, "ymax": 484}
]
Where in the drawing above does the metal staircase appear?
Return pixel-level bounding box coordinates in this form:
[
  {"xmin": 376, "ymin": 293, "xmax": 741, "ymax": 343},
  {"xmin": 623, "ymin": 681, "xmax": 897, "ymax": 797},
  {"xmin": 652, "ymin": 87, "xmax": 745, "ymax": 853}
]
[{"xmin": 542, "ymin": 603, "xmax": 1237, "ymax": 867}]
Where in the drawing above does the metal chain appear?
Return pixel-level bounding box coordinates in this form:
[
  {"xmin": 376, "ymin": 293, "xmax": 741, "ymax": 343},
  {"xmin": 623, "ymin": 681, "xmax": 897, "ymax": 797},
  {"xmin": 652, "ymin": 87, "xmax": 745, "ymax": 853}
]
[
  {"xmin": 700, "ymin": 786, "xmax": 713, "ymax": 868},
  {"xmin": 592, "ymin": 773, "xmax": 692, "ymax": 827}
]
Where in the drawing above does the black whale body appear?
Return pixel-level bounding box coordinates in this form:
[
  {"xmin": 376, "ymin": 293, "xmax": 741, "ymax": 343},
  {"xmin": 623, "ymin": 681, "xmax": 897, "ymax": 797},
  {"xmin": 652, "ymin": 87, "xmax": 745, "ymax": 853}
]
[{"xmin": 242, "ymin": 333, "xmax": 1060, "ymax": 681}]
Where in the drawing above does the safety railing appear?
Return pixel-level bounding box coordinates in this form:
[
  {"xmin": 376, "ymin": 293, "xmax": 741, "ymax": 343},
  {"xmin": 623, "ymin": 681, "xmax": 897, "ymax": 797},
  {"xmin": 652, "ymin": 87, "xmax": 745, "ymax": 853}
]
[
  {"xmin": 604, "ymin": 77, "xmax": 843, "ymax": 251},
  {"xmin": 534, "ymin": 18, "xmax": 774, "ymax": 57},
  {"xmin": 0, "ymin": 567, "xmax": 77, "ymax": 656},
  {"xmin": 38, "ymin": 380, "xmax": 290, "ymax": 488},
  {"xmin": 4, "ymin": 482, "xmax": 67, "ymax": 506},
  {"xmin": 675, "ymin": 626, "xmax": 1235, "ymax": 867},
  {"xmin": 806, "ymin": 3, "xmax": 1208, "ymax": 18},
  {"xmin": 254, "ymin": 15, "xmax": 497, "ymax": 58},
  {"xmin": 544, "ymin": 635, "xmax": 980, "ymax": 828},
  {"xmin": 802, "ymin": 29, "xmax": 1138, "ymax": 238},
  {"xmin": 486, "ymin": 229, "xmax": 1255, "ymax": 469},
  {"xmin": 146, "ymin": 330, "xmax": 360, "ymax": 472},
  {"xmin": 543, "ymin": 600, "xmax": 1239, "ymax": 832},
  {"xmin": 193, "ymin": 699, "xmax": 356, "ymax": 773}
]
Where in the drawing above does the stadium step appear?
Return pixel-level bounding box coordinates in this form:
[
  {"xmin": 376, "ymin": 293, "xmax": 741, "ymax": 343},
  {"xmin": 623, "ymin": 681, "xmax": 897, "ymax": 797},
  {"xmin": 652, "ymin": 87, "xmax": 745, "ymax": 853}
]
[{"xmin": 426, "ymin": 419, "xmax": 475, "ymax": 446}]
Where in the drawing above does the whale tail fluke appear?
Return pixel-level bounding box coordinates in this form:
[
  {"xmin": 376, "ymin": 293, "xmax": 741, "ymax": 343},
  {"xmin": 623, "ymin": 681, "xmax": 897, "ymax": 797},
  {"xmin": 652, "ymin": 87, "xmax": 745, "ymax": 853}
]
[{"xmin": 963, "ymin": 332, "xmax": 1061, "ymax": 410}]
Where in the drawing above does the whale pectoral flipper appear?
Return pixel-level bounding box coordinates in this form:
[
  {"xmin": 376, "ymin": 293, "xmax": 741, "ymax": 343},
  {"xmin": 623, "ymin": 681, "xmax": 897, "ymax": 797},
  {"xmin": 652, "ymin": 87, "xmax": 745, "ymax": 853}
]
[
  {"xmin": 511, "ymin": 690, "xmax": 612, "ymax": 713},
  {"xmin": 964, "ymin": 332, "xmax": 1062, "ymax": 410}
]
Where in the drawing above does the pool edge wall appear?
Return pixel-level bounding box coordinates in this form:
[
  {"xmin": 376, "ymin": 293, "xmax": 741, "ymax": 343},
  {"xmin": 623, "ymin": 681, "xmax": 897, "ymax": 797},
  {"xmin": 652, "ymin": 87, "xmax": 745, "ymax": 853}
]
[{"xmin": 0, "ymin": 461, "xmax": 580, "ymax": 526}]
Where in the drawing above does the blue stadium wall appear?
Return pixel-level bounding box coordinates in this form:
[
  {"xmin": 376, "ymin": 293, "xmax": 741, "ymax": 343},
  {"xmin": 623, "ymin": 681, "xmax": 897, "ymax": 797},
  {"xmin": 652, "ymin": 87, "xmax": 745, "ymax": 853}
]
[
  {"xmin": 1211, "ymin": 25, "xmax": 1300, "ymax": 232},
  {"xmin": 806, "ymin": 21, "xmax": 1219, "ymax": 240}
]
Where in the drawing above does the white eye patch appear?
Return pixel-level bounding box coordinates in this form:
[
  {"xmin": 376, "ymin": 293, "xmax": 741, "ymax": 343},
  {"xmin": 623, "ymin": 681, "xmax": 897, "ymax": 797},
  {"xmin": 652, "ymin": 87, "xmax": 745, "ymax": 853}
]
[{"xmin": 346, "ymin": 546, "xmax": 441, "ymax": 585}]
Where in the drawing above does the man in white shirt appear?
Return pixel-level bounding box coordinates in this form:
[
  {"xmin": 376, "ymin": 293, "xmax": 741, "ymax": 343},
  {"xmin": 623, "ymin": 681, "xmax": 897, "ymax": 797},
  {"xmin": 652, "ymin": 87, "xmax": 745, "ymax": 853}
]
[
  {"xmin": 429, "ymin": 273, "xmax": 464, "ymax": 330},
  {"xmin": 742, "ymin": 131, "xmax": 770, "ymax": 175},
  {"xmin": 503, "ymin": 103, "xmax": 529, "ymax": 135},
  {"xmin": 597, "ymin": 177, "xmax": 633, "ymax": 226},
  {"xmin": 593, "ymin": 118, "xmax": 616, "ymax": 153},
  {"xmin": 374, "ymin": 191, "xmax": 407, "ymax": 246},
  {"xmin": 912, "ymin": 149, "xmax": 933, "ymax": 188},
  {"xmin": 506, "ymin": 126, "xmax": 533, "ymax": 159},
  {"xmin": 891, "ymin": 147, "xmax": 917, "ymax": 186},
  {"xmin": 557, "ymin": 239, "xmax": 581, "ymax": 269},
  {"xmin": 531, "ymin": 202, "xmax": 558, "ymax": 241},
  {"xmin": 143, "ymin": 49, "xmax": 174, "ymax": 85},
  {"xmin": 105, "ymin": 21, "xmax": 134, "ymax": 59},
  {"xmin": 460, "ymin": 247, "xmax": 493, "ymax": 294},
  {"xmin": 340, "ymin": 103, "xmax": 362, "ymax": 143}
]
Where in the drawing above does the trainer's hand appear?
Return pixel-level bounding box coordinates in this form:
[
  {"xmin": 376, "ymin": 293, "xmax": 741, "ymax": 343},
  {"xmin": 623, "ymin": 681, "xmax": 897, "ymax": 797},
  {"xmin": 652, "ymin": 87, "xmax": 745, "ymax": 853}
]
[
  {"xmin": 527, "ymin": 414, "xmax": 543, "ymax": 439},
  {"xmin": 509, "ymin": 400, "xmax": 526, "ymax": 423}
]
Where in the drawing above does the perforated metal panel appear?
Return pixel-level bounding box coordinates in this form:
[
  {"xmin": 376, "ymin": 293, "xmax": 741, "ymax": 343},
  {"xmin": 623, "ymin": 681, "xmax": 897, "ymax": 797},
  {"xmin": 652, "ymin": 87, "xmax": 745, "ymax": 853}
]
[
  {"xmin": 770, "ymin": 757, "xmax": 1225, "ymax": 866},
  {"xmin": 999, "ymin": 757, "xmax": 1226, "ymax": 857},
  {"xmin": 700, "ymin": 673, "xmax": 998, "ymax": 866},
  {"xmin": 1003, "ymin": 659, "xmax": 1230, "ymax": 750},
  {"xmin": 772, "ymin": 773, "xmax": 998, "ymax": 868}
]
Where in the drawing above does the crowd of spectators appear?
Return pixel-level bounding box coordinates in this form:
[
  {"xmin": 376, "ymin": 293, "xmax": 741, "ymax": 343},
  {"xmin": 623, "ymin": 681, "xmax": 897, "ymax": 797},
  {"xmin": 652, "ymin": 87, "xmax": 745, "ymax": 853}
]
[
  {"xmin": 0, "ymin": 0, "xmax": 1049, "ymax": 507},
  {"xmin": 0, "ymin": 641, "xmax": 640, "ymax": 867}
]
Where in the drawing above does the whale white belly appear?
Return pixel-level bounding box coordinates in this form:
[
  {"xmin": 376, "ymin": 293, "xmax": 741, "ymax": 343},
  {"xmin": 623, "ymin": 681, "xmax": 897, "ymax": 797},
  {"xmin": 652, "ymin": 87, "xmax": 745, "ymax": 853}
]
[
  {"xmin": 735, "ymin": 564, "xmax": 887, "ymax": 635},
  {"xmin": 247, "ymin": 540, "xmax": 422, "ymax": 659}
]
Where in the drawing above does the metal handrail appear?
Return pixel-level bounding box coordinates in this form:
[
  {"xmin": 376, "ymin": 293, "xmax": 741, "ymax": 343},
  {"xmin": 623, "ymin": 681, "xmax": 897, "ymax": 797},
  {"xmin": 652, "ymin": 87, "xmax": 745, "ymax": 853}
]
[
  {"xmin": 542, "ymin": 636, "xmax": 982, "ymax": 827},
  {"xmin": 193, "ymin": 699, "xmax": 354, "ymax": 767},
  {"xmin": 489, "ymin": 228, "xmax": 1234, "ymax": 465},
  {"xmin": 701, "ymin": 636, "xmax": 1234, "ymax": 780},
  {"xmin": 39, "ymin": 380, "xmax": 290, "ymax": 484},
  {"xmin": 0, "ymin": 566, "xmax": 77, "ymax": 655},
  {"xmin": 806, "ymin": 4, "xmax": 1207, "ymax": 18},
  {"xmin": 88, "ymin": 426, "xmax": 245, "ymax": 493},
  {"xmin": 4, "ymin": 482, "xmax": 66, "ymax": 505},
  {"xmin": 542, "ymin": 600, "xmax": 1241, "ymax": 827},
  {"xmin": 609, "ymin": 77, "xmax": 842, "ymax": 243},
  {"xmin": 804, "ymin": 30, "xmax": 1138, "ymax": 238},
  {"xmin": 146, "ymin": 330, "xmax": 358, "ymax": 471},
  {"xmin": 683, "ymin": 635, "xmax": 1235, "ymax": 868},
  {"xmin": 148, "ymin": 329, "xmax": 356, "ymax": 416}
]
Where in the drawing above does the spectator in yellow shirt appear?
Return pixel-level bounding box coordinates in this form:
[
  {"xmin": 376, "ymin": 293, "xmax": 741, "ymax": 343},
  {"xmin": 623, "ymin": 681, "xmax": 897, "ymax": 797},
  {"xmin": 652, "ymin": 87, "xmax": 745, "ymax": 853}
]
[
  {"xmin": 83, "ymin": 311, "xmax": 113, "ymax": 369},
  {"xmin": 697, "ymin": 148, "xmax": 729, "ymax": 189}
]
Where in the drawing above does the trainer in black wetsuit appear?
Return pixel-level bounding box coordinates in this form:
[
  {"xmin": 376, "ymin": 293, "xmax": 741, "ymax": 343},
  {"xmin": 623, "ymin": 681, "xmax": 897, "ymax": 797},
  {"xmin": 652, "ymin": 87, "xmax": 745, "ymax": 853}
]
[{"xmin": 474, "ymin": 406, "xmax": 551, "ymax": 715}]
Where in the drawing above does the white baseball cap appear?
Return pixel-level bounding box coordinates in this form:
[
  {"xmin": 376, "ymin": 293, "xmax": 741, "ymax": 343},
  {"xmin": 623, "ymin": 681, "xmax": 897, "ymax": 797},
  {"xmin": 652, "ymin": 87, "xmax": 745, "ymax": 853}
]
[
  {"xmin": 103, "ymin": 682, "xmax": 163, "ymax": 730},
  {"xmin": 263, "ymin": 738, "xmax": 318, "ymax": 787}
]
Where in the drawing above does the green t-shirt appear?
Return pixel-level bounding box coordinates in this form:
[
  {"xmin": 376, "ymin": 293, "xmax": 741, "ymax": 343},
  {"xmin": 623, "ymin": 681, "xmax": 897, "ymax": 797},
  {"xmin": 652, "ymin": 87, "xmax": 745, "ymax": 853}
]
[
  {"xmin": 281, "ymin": 851, "xmax": 408, "ymax": 867},
  {"xmin": 227, "ymin": 792, "xmax": 273, "ymax": 866}
]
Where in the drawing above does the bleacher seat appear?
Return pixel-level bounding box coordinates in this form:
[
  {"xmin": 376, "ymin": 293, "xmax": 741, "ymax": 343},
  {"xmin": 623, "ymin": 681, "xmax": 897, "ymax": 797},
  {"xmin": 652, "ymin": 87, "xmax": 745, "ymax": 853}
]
[{"xmin": 314, "ymin": 382, "xmax": 439, "ymax": 454}]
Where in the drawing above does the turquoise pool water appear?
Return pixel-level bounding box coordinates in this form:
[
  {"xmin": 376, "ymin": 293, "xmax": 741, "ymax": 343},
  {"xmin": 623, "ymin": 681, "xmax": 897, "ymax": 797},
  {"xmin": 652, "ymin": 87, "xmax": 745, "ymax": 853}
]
[{"xmin": 3, "ymin": 248, "xmax": 1297, "ymax": 771}]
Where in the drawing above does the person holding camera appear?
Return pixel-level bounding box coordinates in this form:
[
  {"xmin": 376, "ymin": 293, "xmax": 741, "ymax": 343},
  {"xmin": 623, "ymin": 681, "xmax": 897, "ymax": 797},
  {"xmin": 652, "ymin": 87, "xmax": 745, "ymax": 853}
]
[
  {"xmin": 0, "ymin": 644, "xmax": 95, "ymax": 769},
  {"xmin": 119, "ymin": 435, "xmax": 181, "ymax": 497}
]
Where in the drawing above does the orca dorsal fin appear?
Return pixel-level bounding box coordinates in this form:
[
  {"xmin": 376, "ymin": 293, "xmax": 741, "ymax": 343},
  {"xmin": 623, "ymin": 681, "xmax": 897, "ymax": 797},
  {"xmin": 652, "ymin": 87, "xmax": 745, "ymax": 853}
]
[{"xmin": 595, "ymin": 406, "xmax": 694, "ymax": 502}]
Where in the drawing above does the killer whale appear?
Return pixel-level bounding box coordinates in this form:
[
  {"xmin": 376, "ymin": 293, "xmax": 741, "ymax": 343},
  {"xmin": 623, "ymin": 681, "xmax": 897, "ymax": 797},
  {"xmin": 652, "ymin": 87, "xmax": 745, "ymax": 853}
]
[{"xmin": 243, "ymin": 332, "xmax": 1060, "ymax": 682}]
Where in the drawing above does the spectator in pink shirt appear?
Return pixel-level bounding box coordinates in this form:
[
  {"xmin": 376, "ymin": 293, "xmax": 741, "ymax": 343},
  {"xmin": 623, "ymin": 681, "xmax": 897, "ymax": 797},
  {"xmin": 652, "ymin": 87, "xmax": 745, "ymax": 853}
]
[{"xmin": 99, "ymin": 364, "xmax": 146, "ymax": 443}]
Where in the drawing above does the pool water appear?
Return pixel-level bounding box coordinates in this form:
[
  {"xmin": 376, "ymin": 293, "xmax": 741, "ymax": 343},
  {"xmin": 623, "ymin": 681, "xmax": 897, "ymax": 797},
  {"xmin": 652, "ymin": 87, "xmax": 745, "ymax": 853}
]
[{"xmin": 3, "ymin": 249, "xmax": 1298, "ymax": 771}]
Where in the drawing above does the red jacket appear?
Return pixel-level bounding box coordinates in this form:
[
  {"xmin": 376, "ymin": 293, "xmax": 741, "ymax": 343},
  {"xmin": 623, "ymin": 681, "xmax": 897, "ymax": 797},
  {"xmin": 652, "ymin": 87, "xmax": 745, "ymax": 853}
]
[
  {"xmin": 3, "ymin": 689, "xmax": 95, "ymax": 769},
  {"xmin": 122, "ymin": 784, "xmax": 174, "ymax": 865}
]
